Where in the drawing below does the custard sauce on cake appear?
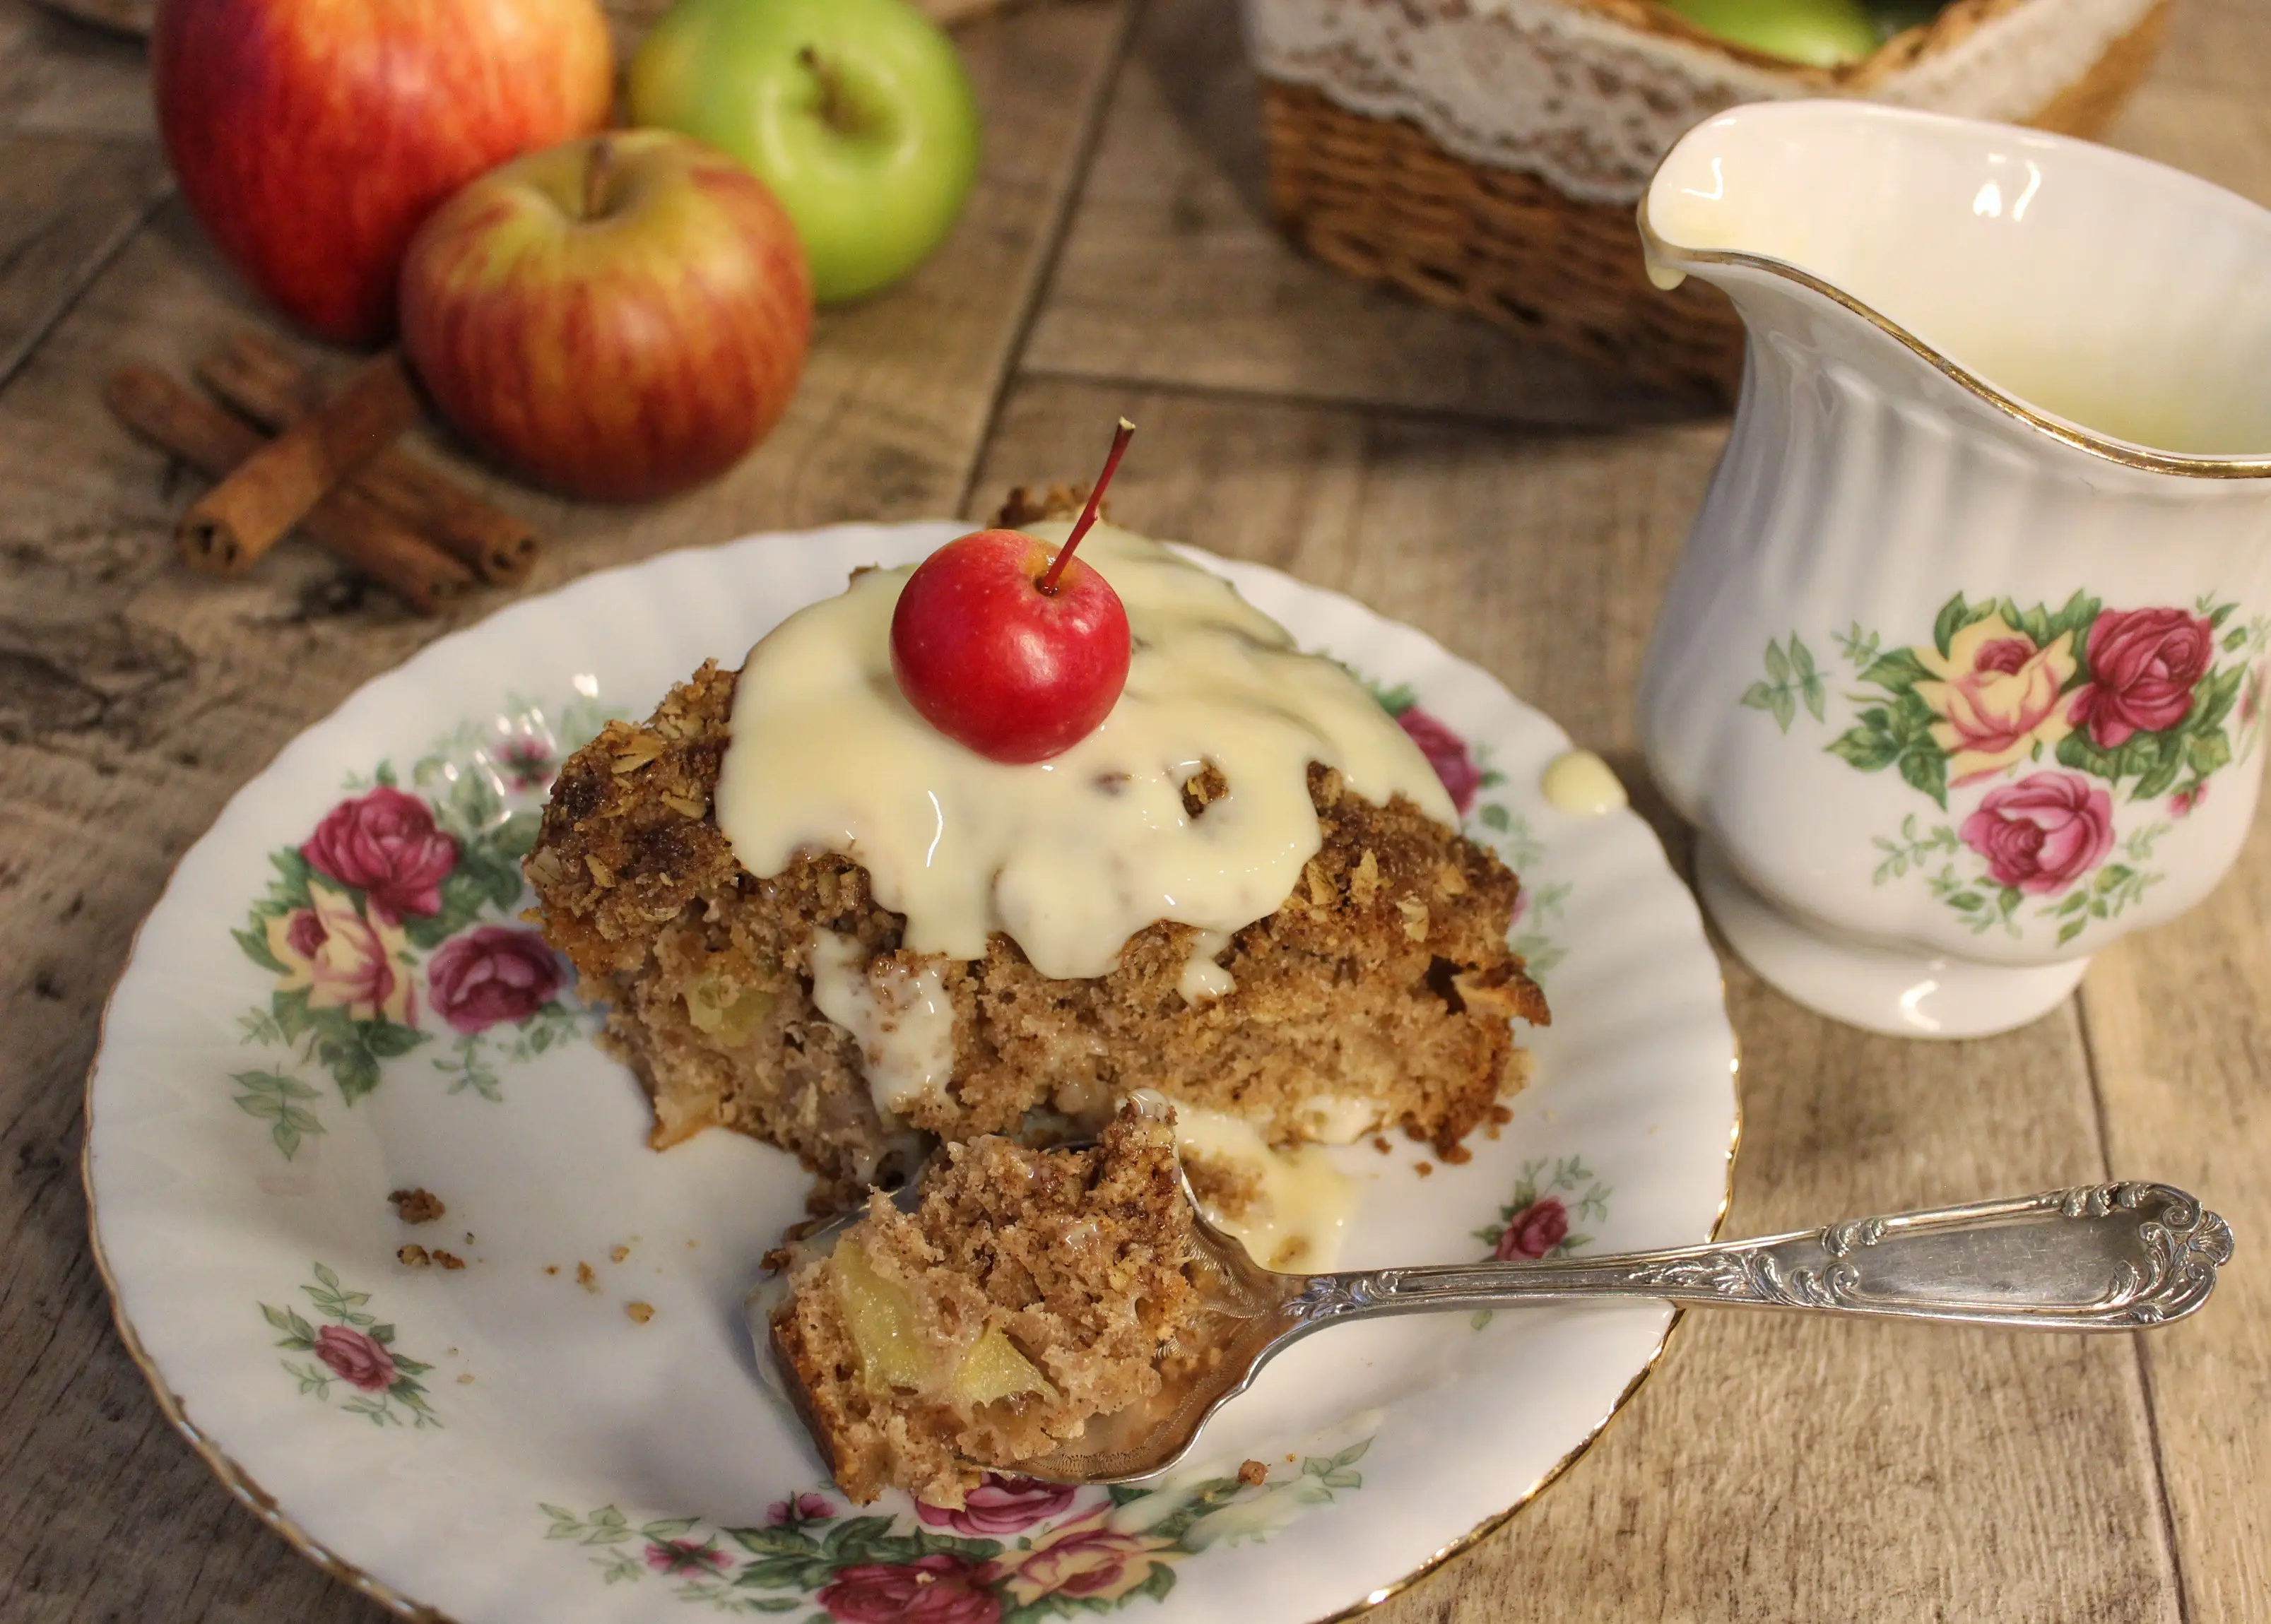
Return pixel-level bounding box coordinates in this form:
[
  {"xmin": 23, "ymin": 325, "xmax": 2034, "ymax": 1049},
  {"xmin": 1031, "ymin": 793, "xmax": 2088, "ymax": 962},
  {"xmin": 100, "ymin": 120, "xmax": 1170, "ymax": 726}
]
[
  {"xmin": 526, "ymin": 499, "xmax": 1546, "ymax": 1221},
  {"xmin": 715, "ymin": 522, "xmax": 1456, "ymax": 978}
]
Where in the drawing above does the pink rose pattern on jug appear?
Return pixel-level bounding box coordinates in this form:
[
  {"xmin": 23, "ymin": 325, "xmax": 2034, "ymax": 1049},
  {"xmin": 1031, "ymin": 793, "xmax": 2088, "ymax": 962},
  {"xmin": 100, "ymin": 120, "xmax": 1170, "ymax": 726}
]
[
  {"xmin": 230, "ymin": 702, "xmax": 610, "ymax": 1158},
  {"xmin": 1743, "ymin": 591, "xmax": 2270, "ymax": 947}
]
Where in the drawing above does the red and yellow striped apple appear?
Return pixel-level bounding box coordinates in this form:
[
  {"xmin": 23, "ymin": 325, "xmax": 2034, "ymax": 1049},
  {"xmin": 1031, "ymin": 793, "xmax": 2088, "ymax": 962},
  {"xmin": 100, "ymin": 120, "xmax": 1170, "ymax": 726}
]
[
  {"xmin": 153, "ymin": 0, "xmax": 614, "ymax": 346},
  {"xmin": 399, "ymin": 131, "xmax": 814, "ymax": 503}
]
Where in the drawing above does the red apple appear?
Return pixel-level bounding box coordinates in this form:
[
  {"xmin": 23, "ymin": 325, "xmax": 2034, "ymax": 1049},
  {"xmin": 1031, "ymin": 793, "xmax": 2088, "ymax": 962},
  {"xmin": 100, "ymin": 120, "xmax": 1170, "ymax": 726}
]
[
  {"xmin": 891, "ymin": 422, "xmax": 1137, "ymax": 763},
  {"xmin": 399, "ymin": 131, "xmax": 814, "ymax": 503},
  {"xmin": 153, "ymin": 0, "xmax": 614, "ymax": 345}
]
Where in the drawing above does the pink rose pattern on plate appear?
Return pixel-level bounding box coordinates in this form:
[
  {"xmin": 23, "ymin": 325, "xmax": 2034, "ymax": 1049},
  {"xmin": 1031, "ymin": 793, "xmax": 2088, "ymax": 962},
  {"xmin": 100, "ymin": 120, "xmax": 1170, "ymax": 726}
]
[
  {"xmin": 1468, "ymin": 1156, "xmax": 1611, "ymax": 1329},
  {"xmin": 915, "ymin": 1476, "xmax": 1078, "ymax": 1537},
  {"xmin": 538, "ymin": 1446, "xmax": 1373, "ymax": 1617},
  {"xmin": 302, "ymin": 785, "xmax": 459, "ymax": 925},
  {"xmin": 425, "ymin": 925, "xmax": 567, "ymax": 1036},
  {"xmin": 230, "ymin": 703, "xmax": 610, "ymax": 1157},
  {"xmin": 1367, "ymin": 680, "xmax": 1571, "ymax": 978},
  {"xmin": 261, "ymin": 1264, "xmax": 439, "ymax": 1428},
  {"xmin": 1745, "ymin": 593, "xmax": 2271, "ymax": 947}
]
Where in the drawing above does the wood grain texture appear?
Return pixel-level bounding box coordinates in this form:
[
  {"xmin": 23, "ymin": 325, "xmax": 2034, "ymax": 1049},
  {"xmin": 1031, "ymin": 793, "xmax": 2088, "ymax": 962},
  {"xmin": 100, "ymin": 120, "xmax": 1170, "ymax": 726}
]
[
  {"xmin": 1019, "ymin": 0, "xmax": 1698, "ymax": 427},
  {"xmin": 0, "ymin": 6, "xmax": 1131, "ymax": 1620},
  {"xmin": 969, "ymin": 375, "xmax": 2183, "ymax": 1624},
  {"xmin": 2, "ymin": 0, "xmax": 2267, "ymax": 1616},
  {"xmin": 2115, "ymin": 0, "xmax": 2271, "ymax": 100},
  {"xmin": 0, "ymin": 131, "xmax": 170, "ymax": 386},
  {"xmin": 2096, "ymin": 0, "xmax": 2271, "ymax": 205},
  {"xmin": 2080, "ymin": 790, "xmax": 2271, "ymax": 1624},
  {"xmin": 0, "ymin": 0, "xmax": 151, "ymax": 138},
  {"xmin": 0, "ymin": 0, "xmax": 168, "ymax": 386}
]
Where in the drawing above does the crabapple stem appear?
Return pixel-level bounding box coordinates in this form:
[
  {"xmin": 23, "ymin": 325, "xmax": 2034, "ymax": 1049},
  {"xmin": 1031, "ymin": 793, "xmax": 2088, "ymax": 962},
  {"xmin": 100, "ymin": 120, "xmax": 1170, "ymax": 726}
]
[{"xmin": 1038, "ymin": 418, "xmax": 1136, "ymax": 596}]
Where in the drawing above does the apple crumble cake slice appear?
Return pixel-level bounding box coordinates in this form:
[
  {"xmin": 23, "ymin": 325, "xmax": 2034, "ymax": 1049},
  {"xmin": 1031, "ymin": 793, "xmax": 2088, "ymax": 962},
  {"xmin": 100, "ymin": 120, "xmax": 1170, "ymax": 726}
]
[{"xmin": 767, "ymin": 1103, "xmax": 1205, "ymax": 1505}]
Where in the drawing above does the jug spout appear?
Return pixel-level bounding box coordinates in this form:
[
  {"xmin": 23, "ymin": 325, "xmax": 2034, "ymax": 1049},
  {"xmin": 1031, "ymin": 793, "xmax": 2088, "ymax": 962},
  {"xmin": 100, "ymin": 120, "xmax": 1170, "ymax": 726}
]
[{"xmin": 1639, "ymin": 100, "xmax": 2271, "ymax": 468}]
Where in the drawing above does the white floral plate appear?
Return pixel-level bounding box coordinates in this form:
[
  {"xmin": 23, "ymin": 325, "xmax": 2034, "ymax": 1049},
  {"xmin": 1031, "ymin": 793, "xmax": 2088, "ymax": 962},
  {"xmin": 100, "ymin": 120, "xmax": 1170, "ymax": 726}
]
[{"xmin": 86, "ymin": 523, "xmax": 1738, "ymax": 1624}]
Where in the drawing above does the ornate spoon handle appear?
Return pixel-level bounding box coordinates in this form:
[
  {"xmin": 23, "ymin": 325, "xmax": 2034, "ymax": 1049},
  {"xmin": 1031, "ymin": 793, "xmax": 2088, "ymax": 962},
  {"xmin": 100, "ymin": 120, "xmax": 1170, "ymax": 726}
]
[{"xmin": 1288, "ymin": 1183, "xmax": 2232, "ymax": 1331}]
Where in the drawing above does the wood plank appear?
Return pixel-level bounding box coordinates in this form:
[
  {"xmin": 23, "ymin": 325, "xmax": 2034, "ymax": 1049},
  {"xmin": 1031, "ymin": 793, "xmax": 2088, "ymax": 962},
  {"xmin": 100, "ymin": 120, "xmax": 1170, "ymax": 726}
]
[
  {"xmin": 0, "ymin": 6, "xmax": 1132, "ymax": 1620},
  {"xmin": 0, "ymin": 131, "xmax": 170, "ymax": 386},
  {"xmin": 2081, "ymin": 796, "xmax": 2271, "ymax": 1624},
  {"xmin": 0, "ymin": 1, "xmax": 170, "ymax": 384},
  {"xmin": 969, "ymin": 373, "xmax": 2181, "ymax": 1624},
  {"xmin": 2104, "ymin": 80, "xmax": 2271, "ymax": 207},
  {"xmin": 2082, "ymin": 0, "xmax": 2271, "ymax": 205},
  {"xmin": 1019, "ymin": 0, "xmax": 1694, "ymax": 427},
  {"xmin": 2037, "ymin": 8, "xmax": 2271, "ymax": 1617},
  {"xmin": 0, "ymin": 0, "xmax": 153, "ymax": 140},
  {"xmin": 2120, "ymin": 0, "xmax": 2271, "ymax": 100}
]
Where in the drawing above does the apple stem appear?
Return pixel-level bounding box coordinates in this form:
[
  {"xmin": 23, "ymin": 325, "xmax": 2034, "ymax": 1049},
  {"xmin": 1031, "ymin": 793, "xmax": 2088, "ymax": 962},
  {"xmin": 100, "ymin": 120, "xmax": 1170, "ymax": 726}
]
[
  {"xmin": 798, "ymin": 46, "xmax": 866, "ymax": 138},
  {"xmin": 1038, "ymin": 419, "xmax": 1136, "ymax": 595},
  {"xmin": 582, "ymin": 136, "xmax": 614, "ymax": 223}
]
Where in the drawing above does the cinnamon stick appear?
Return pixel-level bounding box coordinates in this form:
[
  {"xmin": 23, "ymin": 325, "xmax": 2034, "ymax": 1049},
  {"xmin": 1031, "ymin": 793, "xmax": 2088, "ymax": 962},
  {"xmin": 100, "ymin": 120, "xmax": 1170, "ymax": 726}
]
[
  {"xmin": 107, "ymin": 367, "xmax": 475, "ymax": 615},
  {"xmin": 199, "ymin": 331, "xmax": 541, "ymax": 586},
  {"xmin": 177, "ymin": 348, "xmax": 425, "ymax": 575}
]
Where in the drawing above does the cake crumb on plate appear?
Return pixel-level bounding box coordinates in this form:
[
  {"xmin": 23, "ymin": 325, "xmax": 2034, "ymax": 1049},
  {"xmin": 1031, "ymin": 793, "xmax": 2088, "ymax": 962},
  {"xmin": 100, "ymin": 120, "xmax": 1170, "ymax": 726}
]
[
  {"xmin": 627, "ymin": 1302, "xmax": 655, "ymax": 1324},
  {"xmin": 1238, "ymin": 1460, "xmax": 1269, "ymax": 1486},
  {"xmin": 388, "ymin": 1188, "xmax": 445, "ymax": 1224}
]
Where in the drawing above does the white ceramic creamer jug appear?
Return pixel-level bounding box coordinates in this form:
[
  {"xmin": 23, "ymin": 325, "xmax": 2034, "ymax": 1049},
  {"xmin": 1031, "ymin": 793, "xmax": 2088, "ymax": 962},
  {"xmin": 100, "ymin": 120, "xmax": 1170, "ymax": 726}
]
[{"xmin": 1636, "ymin": 101, "xmax": 2271, "ymax": 1038}]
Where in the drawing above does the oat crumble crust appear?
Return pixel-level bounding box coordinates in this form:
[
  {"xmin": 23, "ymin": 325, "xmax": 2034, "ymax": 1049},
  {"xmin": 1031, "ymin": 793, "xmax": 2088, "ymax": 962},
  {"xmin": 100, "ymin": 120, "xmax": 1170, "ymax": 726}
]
[
  {"xmin": 771, "ymin": 1106, "xmax": 1203, "ymax": 1505},
  {"xmin": 524, "ymin": 495, "xmax": 1547, "ymax": 1206}
]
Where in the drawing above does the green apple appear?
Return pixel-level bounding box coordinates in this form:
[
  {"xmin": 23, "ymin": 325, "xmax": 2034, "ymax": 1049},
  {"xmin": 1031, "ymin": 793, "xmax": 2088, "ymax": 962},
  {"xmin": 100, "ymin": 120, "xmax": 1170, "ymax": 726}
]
[
  {"xmin": 630, "ymin": 0, "xmax": 981, "ymax": 304},
  {"xmin": 1656, "ymin": 0, "xmax": 1882, "ymax": 66}
]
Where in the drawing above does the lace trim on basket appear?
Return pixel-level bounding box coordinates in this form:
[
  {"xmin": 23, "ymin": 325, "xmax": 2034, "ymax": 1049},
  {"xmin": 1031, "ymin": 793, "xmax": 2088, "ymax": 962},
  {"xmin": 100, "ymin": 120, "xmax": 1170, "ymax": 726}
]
[{"xmin": 1242, "ymin": 0, "xmax": 2162, "ymax": 205}]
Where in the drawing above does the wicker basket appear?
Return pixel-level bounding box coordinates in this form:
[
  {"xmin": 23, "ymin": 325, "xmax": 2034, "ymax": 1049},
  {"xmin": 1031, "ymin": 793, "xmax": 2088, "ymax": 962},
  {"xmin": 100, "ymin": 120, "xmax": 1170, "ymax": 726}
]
[{"xmin": 1249, "ymin": 0, "xmax": 2173, "ymax": 399}]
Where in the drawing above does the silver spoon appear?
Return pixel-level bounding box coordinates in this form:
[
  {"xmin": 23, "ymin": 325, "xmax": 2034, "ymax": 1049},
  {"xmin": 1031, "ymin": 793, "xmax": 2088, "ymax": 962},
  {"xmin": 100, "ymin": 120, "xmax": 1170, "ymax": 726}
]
[{"xmin": 752, "ymin": 1175, "xmax": 2231, "ymax": 1487}]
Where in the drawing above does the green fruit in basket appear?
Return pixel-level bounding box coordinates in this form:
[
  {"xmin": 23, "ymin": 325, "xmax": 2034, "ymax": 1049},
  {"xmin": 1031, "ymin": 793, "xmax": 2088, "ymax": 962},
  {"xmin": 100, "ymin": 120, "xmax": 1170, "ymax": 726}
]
[
  {"xmin": 1656, "ymin": 0, "xmax": 1883, "ymax": 65},
  {"xmin": 1866, "ymin": 0, "xmax": 1949, "ymax": 38},
  {"xmin": 629, "ymin": 0, "xmax": 981, "ymax": 305}
]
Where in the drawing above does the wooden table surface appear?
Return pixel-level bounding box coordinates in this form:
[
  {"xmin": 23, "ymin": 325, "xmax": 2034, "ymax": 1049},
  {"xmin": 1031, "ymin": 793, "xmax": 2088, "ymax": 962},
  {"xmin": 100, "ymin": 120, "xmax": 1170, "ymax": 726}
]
[{"xmin": 3, "ymin": 1, "xmax": 2267, "ymax": 1618}]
